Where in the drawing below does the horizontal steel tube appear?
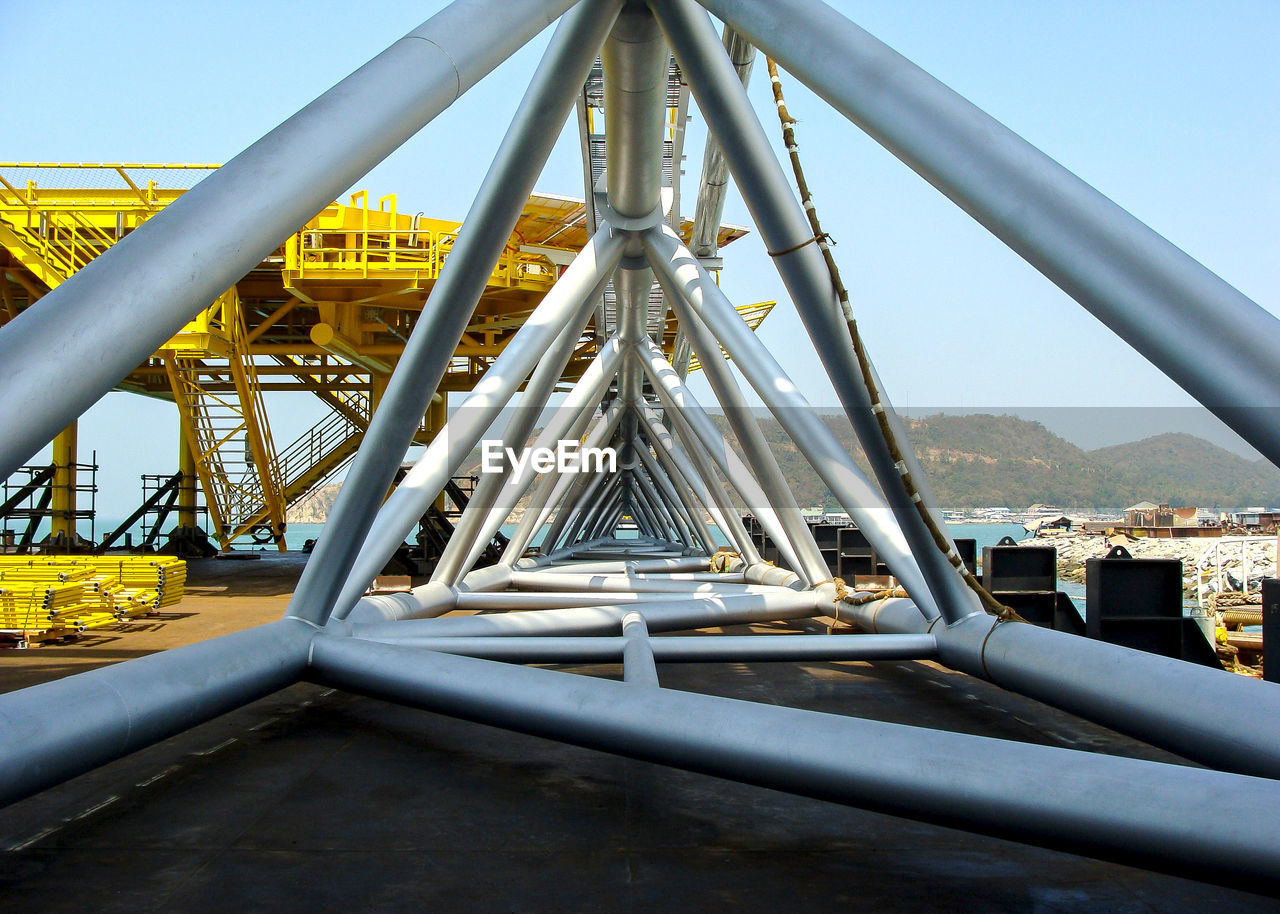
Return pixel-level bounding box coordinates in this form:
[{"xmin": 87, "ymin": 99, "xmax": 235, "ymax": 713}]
[
  {"xmin": 350, "ymin": 591, "xmax": 825, "ymax": 640},
  {"xmin": 348, "ymin": 632, "xmax": 937, "ymax": 663},
  {"xmin": 456, "ymin": 590, "xmax": 760, "ymax": 610},
  {"xmin": 509, "ymin": 571, "xmax": 786, "ymax": 593},
  {"xmin": 0, "ymin": 619, "xmax": 313, "ymax": 807},
  {"xmin": 649, "ymin": 632, "xmax": 936, "ymax": 662},
  {"xmin": 842, "ymin": 599, "xmax": 1280, "ymax": 779},
  {"xmin": 520, "ymin": 556, "xmax": 714, "ymax": 574},
  {"xmin": 527, "ymin": 570, "xmax": 746, "ymax": 582},
  {"xmin": 307, "ymin": 637, "xmax": 1280, "ymax": 893},
  {"xmin": 339, "ymin": 564, "xmax": 512, "ymax": 626}
]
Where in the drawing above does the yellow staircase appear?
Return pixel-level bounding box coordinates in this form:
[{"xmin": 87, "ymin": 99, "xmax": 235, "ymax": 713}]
[{"xmin": 164, "ymin": 287, "xmax": 290, "ymax": 549}]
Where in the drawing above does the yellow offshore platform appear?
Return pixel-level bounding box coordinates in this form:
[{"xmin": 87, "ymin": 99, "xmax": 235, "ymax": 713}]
[{"xmin": 0, "ymin": 162, "xmax": 769, "ymax": 551}]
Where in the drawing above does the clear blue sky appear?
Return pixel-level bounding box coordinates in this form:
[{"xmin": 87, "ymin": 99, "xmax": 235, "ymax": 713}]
[{"xmin": 9, "ymin": 1, "xmax": 1278, "ymax": 516}]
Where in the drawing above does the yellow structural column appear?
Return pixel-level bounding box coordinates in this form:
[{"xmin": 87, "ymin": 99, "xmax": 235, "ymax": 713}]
[
  {"xmin": 50, "ymin": 422, "xmax": 77, "ymax": 546},
  {"xmin": 426, "ymin": 392, "xmax": 447, "ymax": 440},
  {"xmin": 370, "ymin": 371, "xmax": 390, "ymax": 418},
  {"xmin": 177, "ymin": 428, "xmax": 198, "ymax": 530}
]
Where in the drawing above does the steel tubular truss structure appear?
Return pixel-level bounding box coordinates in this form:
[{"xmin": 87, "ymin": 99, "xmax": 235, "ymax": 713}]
[{"xmin": 2, "ymin": 0, "xmax": 1280, "ymax": 894}]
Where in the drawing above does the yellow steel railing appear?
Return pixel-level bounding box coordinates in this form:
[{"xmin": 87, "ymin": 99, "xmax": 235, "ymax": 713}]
[
  {"xmin": 285, "ymin": 228, "xmax": 556, "ymax": 288},
  {"xmin": 282, "ymin": 192, "xmax": 559, "ymax": 292}
]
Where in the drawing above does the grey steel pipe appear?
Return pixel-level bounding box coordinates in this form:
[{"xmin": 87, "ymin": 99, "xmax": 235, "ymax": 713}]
[
  {"xmin": 349, "ymin": 632, "xmax": 937, "ymax": 664},
  {"xmin": 634, "ymin": 443, "xmax": 700, "ymax": 542},
  {"xmin": 603, "ymin": 3, "xmax": 669, "ymax": 451},
  {"xmin": 671, "ymin": 23, "xmax": 756, "ymax": 377},
  {"xmin": 643, "ymin": 230, "xmax": 950, "ymax": 618},
  {"xmin": 615, "ymin": 270, "xmax": 656, "ymax": 445},
  {"xmin": 579, "ymin": 480, "xmax": 628, "ymax": 543},
  {"xmin": 0, "ymin": 619, "xmax": 312, "ymax": 807},
  {"xmin": 522, "ymin": 555, "xmax": 712, "ymax": 573},
  {"xmin": 623, "ymin": 468, "xmax": 667, "ymax": 536},
  {"xmin": 633, "ymin": 436, "xmax": 716, "ymax": 551},
  {"xmin": 602, "ymin": 5, "xmax": 672, "ymax": 221},
  {"xmin": 545, "ymin": 439, "xmax": 618, "ymax": 548},
  {"xmin": 634, "ymin": 480, "xmax": 673, "ymax": 539},
  {"xmin": 660, "ymin": 273, "xmax": 831, "ymax": 583},
  {"xmin": 698, "ymin": 0, "xmax": 1280, "ymax": 470},
  {"xmin": 308, "ymin": 637, "xmax": 1280, "ymax": 893},
  {"xmin": 338, "ymin": 563, "xmax": 514, "ymax": 626},
  {"xmin": 638, "ymin": 345, "xmax": 809, "ymax": 576},
  {"xmin": 688, "ymin": 25, "xmax": 755, "ymax": 260},
  {"xmin": 508, "ymin": 573, "xmax": 780, "ymax": 594},
  {"xmin": 330, "ymin": 228, "xmax": 626, "ymax": 614},
  {"xmin": 576, "ymin": 468, "xmax": 632, "ymax": 545},
  {"xmin": 638, "ymin": 401, "xmax": 761, "ymax": 562},
  {"xmin": 635, "ymin": 409, "xmax": 735, "ymax": 553},
  {"xmin": 0, "ymin": 0, "xmax": 585, "ymax": 481},
  {"xmin": 342, "ymin": 581, "xmax": 458, "ymax": 627},
  {"xmin": 558, "ymin": 470, "xmax": 622, "ymax": 548},
  {"xmin": 503, "ymin": 405, "xmax": 625, "ymax": 563},
  {"xmin": 570, "ymin": 479, "xmax": 624, "ymax": 545},
  {"xmin": 455, "ymin": 589, "xmax": 737, "ymax": 609},
  {"xmin": 539, "ymin": 537, "xmax": 619, "ymax": 565},
  {"xmin": 842, "ymin": 598, "xmax": 1280, "ymax": 780},
  {"xmin": 286, "ymin": 1, "xmax": 623, "ymax": 626},
  {"xmin": 431, "ymin": 283, "xmax": 606, "ymax": 585},
  {"xmin": 649, "ymin": 1, "xmax": 981, "ymax": 623},
  {"xmin": 349, "ymin": 593, "xmax": 823, "ymax": 640},
  {"xmin": 621, "ymin": 612, "xmax": 660, "ymax": 685},
  {"xmin": 579, "ymin": 570, "xmax": 747, "ymax": 581},
  {"xmin": 629, "ymin": 462, "xmax": 686, "ymax": 543},
  {"xmin": 509, "ymin": 407, "xmax": 623, "ymax": 562},
  {"xmin": 592, "ymin": 509, "xmax": 625, "ymax": 541},
  {"xmin": 535, "ymin": 417, "xmax": 619, "ymax": 550},
  {"xmin": 696, "ymin": 26, "xmax": 752, "ymax": 256},
  {"xmin": 453, "ymin": 338, "xmax": 627, "ymax": 576}
]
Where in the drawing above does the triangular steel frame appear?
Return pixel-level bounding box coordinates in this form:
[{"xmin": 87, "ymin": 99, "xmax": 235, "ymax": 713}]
[{"xmin": 1, "ymin": 0, "xmax": 1279, "ymax": 894}]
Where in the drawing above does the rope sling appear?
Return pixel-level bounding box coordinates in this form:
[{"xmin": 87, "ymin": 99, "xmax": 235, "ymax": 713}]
[{"xmin": 765, "ymin": 59, "xmax": 1023, "ymax": 624}]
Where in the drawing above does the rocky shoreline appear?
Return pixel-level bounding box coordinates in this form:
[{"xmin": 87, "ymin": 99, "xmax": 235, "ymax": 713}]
[{"xmin": 1019, "ymin": 532, "xmax": 1278, "ymax": 599}]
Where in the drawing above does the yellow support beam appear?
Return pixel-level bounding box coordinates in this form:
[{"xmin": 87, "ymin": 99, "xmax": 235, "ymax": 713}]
[
  {"xmin": 177, "ymin": 425, "xmax": 198, "ymax": 530},
  {"xmin": 50, "ymin": 423, "xmax": 77, "ymax": 543}
]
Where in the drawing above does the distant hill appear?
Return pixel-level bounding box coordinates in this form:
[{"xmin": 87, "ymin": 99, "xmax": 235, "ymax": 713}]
[
  {"xmin": 1088, "ymin": 433, "xmax": 1280, "ymax": 511},
  {"xmin": 286, "ymin": 413, "xmax": 1280, "ymax": 522},
  {"xmin": 714, "ymin": 412, "xmax": 1280, "ymax": 513}
]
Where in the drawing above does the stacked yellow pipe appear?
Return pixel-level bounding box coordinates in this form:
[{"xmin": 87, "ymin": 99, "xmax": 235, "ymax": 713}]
[
  {"xmin": 0, "ymin": 556, "xmax": 186, "ymax": 641},
  {"xmin": 0, "ymin": 580, "xmax": 86, "ymax": 635}
]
